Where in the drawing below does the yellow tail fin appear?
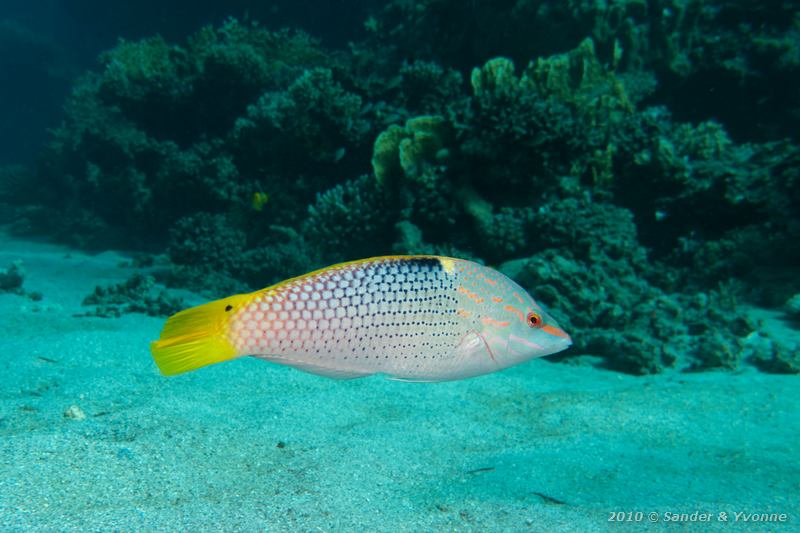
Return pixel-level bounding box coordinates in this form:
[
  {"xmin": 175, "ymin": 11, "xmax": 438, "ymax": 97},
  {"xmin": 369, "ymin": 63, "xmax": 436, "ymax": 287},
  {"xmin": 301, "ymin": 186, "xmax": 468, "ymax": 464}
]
[{"xmin": 150, "ymin": 294, "xmax": 249, "ymax": 376}]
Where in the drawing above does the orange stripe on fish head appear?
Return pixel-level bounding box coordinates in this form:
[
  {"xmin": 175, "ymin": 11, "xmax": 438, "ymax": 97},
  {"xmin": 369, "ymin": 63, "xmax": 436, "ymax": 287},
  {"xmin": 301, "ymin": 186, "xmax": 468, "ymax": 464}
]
[
  {"xmin": 503, "ymin": 304, "xmax": 525, "ymax": 322},
  {"xmin": 541, "ymin": 324, "xmax": 571, "ymax": 341}
]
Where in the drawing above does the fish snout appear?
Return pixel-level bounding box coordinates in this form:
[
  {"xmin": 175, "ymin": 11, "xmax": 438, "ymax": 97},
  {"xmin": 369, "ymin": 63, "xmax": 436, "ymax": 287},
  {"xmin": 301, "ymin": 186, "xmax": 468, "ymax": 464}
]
[{"xmin": 540, "ymin": 324, "xmax": 572, "ymax": 348}]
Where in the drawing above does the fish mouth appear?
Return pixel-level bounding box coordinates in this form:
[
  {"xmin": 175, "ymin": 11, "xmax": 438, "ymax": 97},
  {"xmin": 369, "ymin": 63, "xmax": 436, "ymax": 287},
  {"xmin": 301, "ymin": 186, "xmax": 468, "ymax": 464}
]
[
  {"xmin": 547, "ymin": 328, "xmax": 572, "ymax": 355},
  {"xmin": 507, "ymin": 330, "xmax": 571, "ymax": 360},
  {"xmin": 541, "ymin": 324, "xmax": 572, "ymax": 346},
  {"xmin": 557, "ymin": 336, "xmax": 572, "ymax": 352}
]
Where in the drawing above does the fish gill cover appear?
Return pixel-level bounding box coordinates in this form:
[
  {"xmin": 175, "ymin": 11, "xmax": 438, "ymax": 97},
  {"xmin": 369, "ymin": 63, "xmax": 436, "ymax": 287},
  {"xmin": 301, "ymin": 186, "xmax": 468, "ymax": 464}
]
[{"xmin": 5, "ymin": 1, "xmax": 800, "ymax": 375}]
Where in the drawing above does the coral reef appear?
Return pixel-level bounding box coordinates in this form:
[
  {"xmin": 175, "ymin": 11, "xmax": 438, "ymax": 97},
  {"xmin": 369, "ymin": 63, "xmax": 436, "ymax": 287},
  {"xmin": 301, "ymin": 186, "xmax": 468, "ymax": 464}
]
[
  {"xmin": 397, "ymin": 61, "xmax": 463, "ymax": 116},
  {"xmin": 497, "ymin": 199, "xmax": 756, "ymax": 374},
  {"xmin": 233, "ymin": 67, "xmax": 369, "ymax": 166},
  {"xmin": 82, "ymin": 273, "xmax": 183, "ymax": 318},
  {"xmin": 369, "ymin": 0, "xmax": 800, "ymax": 142},
  {"xmin": 786, "ymin": 295, "xmax": 800, "ymax": 321},
  {"xmin": 744, "ymin": 332, "xmax": 800, "ymax": 375},
  {"xmin": 167, "ymin": 212, "xmax": 247, "ymax": 295},
  {"xmin": 0, "ymin": 261, "xmax": 25, "ymax": 294},
  {"xmin": 167, "ymin": 212, "xmax": 322, "ymax": 295},
  {"xmin": 30, "ymin": 19, "xmax": 342, "ymax": 242},
  {"xmin": 304, "ymin": 174, "xmax": 393, "ymax": 263},
  {"xmin": 9, "ymin": 9, "xmax": 799, "ymax": 375},
  {"xmin": 237, "ymin": 226, "xmax": 319, "ymax": 290}
]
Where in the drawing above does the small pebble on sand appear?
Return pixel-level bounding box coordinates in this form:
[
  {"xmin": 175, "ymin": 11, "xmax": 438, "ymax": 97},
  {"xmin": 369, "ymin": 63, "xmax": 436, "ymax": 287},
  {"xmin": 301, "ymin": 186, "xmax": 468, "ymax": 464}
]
[{"xmin": 63, "ymin": 405, "xmax": 86, "ymax": 421}]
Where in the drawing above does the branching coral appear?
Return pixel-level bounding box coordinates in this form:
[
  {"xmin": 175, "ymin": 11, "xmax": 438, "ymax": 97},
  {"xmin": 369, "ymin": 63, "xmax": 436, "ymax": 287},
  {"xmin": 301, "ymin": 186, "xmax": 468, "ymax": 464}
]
[
  {"xmin": 32, "ymin": 19, "xmax": 353, "ymax": 245},
  {"xmin": 502, "ymin": 247, "xmax": 757, "ymax": 374},
  {"xmin": 167, "ymin": 212, "xmax": 248, "ymax": 295},
  {"xmin": 238, "ymin": 225, "xmax": 319, "ymax": 289},
  {"xmin": 611, "ymin": 111, "xmax": 800, "ymax": 303},
  {"xmin": 303, "ymin": 174, "xmax": 394, "ymax": 263},
  {"xmin": 497, "ymin": 198, "xmax": 763, "ymax": 374},
  {"xmin": 373, "ymin": 0, "xmax": 800, "ymax": 141},
  {"xmin": 459, "ymin": 55, "xmax": 588, "ymax": 194},
  {"xmin": 234, "ymin": 67, "xmax": 369, "ymax": 165},
  {"xmin": 398, "ymin": 61, "xmax": 463, "ymax": 115},
  {"xmin": 463, "ymin": 40, "xmax": 639, "ymax": 192}
]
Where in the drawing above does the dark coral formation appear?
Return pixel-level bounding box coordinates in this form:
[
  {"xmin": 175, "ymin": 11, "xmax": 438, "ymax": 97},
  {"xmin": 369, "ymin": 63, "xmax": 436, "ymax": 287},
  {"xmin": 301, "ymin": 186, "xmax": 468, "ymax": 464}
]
[
  {"xmin": 0, "ymin": 261, "xmax": 25, "ymax": 294},
  {"xmin": 368, "ymin": 0, "xmax": 800, "ymax": 143},
  {"xmin": 12, "ymin": 5, "xmax": 800, "ymax": 374},
  {"xmin": 82, "ymin": 274, "xmax": 184, "ymax": 318},
  {"xmin": 27, "ymin": 20, "xmax": 362, "ymax": 245}
]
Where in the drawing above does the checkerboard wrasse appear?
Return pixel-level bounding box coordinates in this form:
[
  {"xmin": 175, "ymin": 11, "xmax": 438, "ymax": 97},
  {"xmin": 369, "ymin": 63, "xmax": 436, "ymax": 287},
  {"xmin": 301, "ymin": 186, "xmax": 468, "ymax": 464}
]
[{"xmin": 150, "ymin": 256, "xmax": 571, "ymax": 381}]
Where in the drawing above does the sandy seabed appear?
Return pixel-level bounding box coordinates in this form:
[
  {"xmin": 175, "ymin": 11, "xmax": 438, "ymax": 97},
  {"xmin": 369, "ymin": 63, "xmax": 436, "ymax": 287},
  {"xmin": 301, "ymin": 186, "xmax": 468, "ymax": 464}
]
[{"xmin": 0, "ymin": 230, "xmax": 797, "ymax": 532}]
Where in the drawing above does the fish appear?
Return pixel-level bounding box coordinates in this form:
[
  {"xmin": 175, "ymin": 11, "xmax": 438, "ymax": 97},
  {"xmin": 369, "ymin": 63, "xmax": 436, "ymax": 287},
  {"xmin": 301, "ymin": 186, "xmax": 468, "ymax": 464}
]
[
  {"xmin": 150, "ymin": 256, "xmax": 572, "ymax": 381},
  {"xmin": 251, "ymin": 191, "xmax": 269, "ymax": 211}
]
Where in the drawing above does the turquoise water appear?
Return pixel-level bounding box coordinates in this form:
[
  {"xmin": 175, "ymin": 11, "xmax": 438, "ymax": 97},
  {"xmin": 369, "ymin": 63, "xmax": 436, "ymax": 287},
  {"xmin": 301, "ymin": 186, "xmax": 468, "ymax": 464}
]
[{"xmin": 1, "ymin": 1, "xmax": 798, "ymax": 531}]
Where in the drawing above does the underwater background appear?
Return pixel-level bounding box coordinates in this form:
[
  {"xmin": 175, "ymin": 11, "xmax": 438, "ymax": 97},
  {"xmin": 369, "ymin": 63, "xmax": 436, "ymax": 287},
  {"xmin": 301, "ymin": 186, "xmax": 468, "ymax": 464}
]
[{"xmin": 0, "ymin": 1, "xmax": 798, "ymax": 530}]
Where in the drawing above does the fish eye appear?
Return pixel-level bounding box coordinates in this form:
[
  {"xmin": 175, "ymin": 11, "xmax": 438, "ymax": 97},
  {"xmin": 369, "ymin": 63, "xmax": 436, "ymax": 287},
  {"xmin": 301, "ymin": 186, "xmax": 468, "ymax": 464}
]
[{"xmin": 526, "ymin": 312, "xmax": 543, "ymax": 328}]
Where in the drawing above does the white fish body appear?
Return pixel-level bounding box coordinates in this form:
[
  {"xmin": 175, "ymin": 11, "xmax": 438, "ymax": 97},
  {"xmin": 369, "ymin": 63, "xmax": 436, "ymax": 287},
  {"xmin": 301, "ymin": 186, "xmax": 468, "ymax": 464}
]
[{"xmin": 151, "ymin": 256, "xmax": 572, "ymax": 381}]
